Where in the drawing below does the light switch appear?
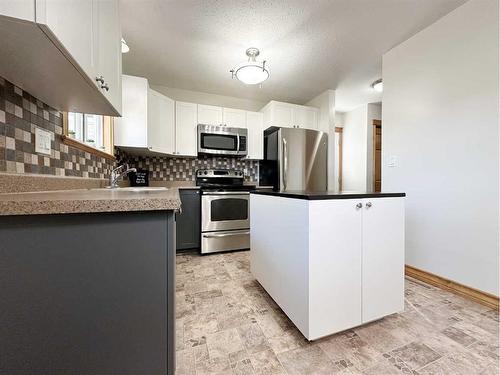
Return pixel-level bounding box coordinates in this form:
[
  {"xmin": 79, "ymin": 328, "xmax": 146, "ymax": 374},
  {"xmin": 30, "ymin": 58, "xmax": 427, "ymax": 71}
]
[
  {"xmin": 35, "ymin": 127, "xmax": 52, "ymax": 155},
  {"xmin": 388, "ymin": 155, "xmax": 398, "ymax": 168}
]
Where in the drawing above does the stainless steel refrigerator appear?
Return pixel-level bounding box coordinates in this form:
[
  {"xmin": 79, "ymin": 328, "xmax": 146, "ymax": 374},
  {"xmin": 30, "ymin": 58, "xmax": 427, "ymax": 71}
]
[{"xmin": 259, "ymin": 126, "xmax": 328, "ymax": 191}]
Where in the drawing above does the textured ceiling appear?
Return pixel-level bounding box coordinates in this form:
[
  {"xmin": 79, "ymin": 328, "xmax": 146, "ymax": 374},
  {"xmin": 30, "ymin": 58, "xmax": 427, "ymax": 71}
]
[{"xmin": 120, "ymin": 0, "xmax": 467, "ymax": 112}]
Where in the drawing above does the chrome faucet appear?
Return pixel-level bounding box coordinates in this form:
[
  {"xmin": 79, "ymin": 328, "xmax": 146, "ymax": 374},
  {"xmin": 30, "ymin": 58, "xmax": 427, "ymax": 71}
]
[{"xmin": 109, "ymin": 164, "xmax": 137, "ymax": 188}]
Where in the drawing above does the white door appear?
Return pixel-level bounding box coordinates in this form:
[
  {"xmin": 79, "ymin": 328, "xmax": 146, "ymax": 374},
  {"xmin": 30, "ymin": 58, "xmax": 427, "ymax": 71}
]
[
  {"xmin": 361, "ymin": 197, "xmax": 405, "ymax": 323},
  {"xmin": 293, "ymin": 106, "xmax": 318, "ymax": 130},
  {"xmin": 198, "ymin": 104, "xmax": 223, "ymax": 126},
  {"xmin": 175, "ymin": 101, "xmax": 198, "ymax": 157},
  {"xmin": 94, "ymin": 0, "xmax": 121, "ymax": 114},
  {"xmin": 270, "ymin": 102, "xmax": 293, "ymax": 128},
  {"xmin": 222, "ymin": 108, "xmax": 246, "ymax": 128},
  {"xmin": 147, "ymin": 89, "xmax": 174, "ymax": 154},
  {"xmin": 0, "ymin": 0, "xmax": 35, "ymax": 20},
  {"xmin": 246, "ymin": 111, "xmax": 263, "ymax": 160},
  {"xmin": 308, "ymin": 199, "xmax": 363, "ymax": 338},
  {"xmin": 36, "ymin": 0, "xmax": 97, "ymax": 85}
]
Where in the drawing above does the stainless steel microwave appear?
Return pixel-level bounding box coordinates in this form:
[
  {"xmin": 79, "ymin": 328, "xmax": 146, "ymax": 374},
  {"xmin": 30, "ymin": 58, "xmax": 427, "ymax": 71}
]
[{"xmin": 197, "ymin": 124, "xmax": 248, "ymax": 157}]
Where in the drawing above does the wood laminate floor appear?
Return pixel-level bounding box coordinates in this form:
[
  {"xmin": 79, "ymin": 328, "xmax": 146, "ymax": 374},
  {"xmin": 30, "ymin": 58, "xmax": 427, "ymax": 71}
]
[{"xmin": 175, "ymin": 251, "xmax": 499, "ymax": 375}]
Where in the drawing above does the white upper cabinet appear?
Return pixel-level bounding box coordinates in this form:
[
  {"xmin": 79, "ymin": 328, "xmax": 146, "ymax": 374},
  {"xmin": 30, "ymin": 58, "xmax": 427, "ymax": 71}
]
[
  {"xmin": 115, "ymin": 75, "xmax": 174, "ymax": 155},
  {"xmin": 0, "ymin": 0, "xmax": 121, "ymax": 115},
  {"xmin": 246, "ymin": 111, "xmax": 263, "ymax": 160},
  {"xmin": 175, "ymin": 101, "xmax": 198, "ymax": 157},
  {"xmin": 114, "ymin": 75, "xmax": 148, "ymax": 148},
  {"xmin": 148, "ymin": 88, "xmax": 175, "ymax": 155},
  {"xmin": 0, "ymin": 0, "xmax": 35, "ymax": 21},
  {"xmin": 36, "ymin": 0, "xmax": 97, "ymax": 85},
  {"xmin": 198, "ymin": 104, "xmax": 223, "ymax": 126},
  {"xmin": 261, "ymin": 101, "xmax": 318, "ymax": 130},
  {"xmin": 293, "ymin": 106, "xmax": 318, "ymax": 130},
  {"xmin": 262, "ymin": 101, "xmax": 293, "ymax": 128},
  {"xmin": 223, "ymin": 108, "xmax": 247, "ymax": 128},
  {"xmin": 95, "ymin": 0, "xmax": 122, "ymax": 114}
]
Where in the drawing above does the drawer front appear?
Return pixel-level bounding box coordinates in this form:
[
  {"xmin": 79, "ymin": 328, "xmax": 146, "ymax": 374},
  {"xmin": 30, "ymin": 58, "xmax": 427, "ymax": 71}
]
[{"xmin": 201, "ymin": 229, "xmax": 250, "ymax": 254}]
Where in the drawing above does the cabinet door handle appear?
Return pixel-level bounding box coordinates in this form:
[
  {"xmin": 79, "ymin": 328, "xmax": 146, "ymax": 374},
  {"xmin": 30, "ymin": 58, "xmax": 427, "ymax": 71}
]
[
  {"xmin": 95, "ymin": 75, "xmax": 104, "ymax": 84},
  {"xmin": 366, "ymin": 202, "xmax": 372, "ymax": 208},
  {"xmin": 101, "ymin": 83, "xmax": 109, "ymax": 91},
  {"xmin": 356, "ymin": 203, "xmax": 362, "ymax": 209}
]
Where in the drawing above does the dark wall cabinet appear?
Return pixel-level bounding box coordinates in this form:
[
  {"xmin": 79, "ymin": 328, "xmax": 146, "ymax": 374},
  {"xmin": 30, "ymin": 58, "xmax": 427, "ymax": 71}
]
[{"xmin": 176, "ymin": 188, "xmax": 201, "ymax": 251}]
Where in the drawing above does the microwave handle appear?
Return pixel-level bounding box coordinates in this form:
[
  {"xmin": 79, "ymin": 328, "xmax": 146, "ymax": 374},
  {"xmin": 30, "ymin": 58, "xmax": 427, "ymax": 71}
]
[{"xmin": 237, "ymin": 134, "xmax": 240, "ymax": 152}]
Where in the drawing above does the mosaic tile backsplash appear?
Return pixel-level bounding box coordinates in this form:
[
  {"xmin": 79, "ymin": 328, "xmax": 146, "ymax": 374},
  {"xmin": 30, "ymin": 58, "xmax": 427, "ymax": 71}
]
[
  {"xmin": 0, "ymin": 77, "xmax": 115, "ymax": 178},
  {"xmin": 117, "ymin": 151, "xmax": 259, "ymax": 182}
]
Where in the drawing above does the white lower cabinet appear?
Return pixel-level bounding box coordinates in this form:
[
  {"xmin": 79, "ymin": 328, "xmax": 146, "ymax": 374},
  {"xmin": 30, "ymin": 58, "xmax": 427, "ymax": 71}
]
[
  {"xmin": 251, "ymin": 195, "xmax": 405, "ymax": 340},
  {"xmin": 309, "ymin": 199, "xmax": 362, "ymax": 338},
  {"xmin": 361, "ymin": 198, "xmax": 405, "ymax": 323}
]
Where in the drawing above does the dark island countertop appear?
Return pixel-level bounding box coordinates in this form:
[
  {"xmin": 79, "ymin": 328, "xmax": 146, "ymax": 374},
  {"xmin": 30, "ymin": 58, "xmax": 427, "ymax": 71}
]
[{"xmin": 250, "ymin": 190, "xmax": 406, "ymax": 200}]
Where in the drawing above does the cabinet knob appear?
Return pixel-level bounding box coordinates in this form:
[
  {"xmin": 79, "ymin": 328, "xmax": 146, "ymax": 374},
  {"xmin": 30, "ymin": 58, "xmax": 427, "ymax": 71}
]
[
  {"xmin": 356, "ymin": 203, "xmax": 362, "ymax": 209},
  {"xmin": 101, "ymin": 83, "xmax": 109, "ymax": 91},
  {"xmin": 366, "ymin": 202, "xmax": 372, "ymax": 208},
  {"xmin": 95, "ymin": 75, "xmax": 104, "ymax": 84}
]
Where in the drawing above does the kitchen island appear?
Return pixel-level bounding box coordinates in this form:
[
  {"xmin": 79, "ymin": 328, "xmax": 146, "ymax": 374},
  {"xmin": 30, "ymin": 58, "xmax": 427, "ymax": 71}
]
[
  {"xmin": 250, "ymin": 190, "xmax": 406, "ymax": 341},
  {"xmin": 0, "ymin": 188, "xmax": 180, "ymax": 375}
]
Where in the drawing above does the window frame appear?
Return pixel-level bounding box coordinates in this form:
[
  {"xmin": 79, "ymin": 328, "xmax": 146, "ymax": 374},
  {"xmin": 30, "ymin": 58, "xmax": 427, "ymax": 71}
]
[{"xmin": 62, "ymin": 112, "xmax": 116, "ymax": 160}]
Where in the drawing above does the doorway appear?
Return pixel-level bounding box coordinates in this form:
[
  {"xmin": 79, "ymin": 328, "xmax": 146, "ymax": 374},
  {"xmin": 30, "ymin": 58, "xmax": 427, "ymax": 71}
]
[{"xmin": 372, "ymin": 120, "xmax": 381, "ymax": 192}]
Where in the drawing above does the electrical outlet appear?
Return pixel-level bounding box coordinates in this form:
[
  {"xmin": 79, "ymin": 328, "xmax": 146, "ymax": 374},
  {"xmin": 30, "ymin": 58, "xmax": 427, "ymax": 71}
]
[{"xmin": 35, "ymin": 127, "xmax": 52, "ymax": 155}]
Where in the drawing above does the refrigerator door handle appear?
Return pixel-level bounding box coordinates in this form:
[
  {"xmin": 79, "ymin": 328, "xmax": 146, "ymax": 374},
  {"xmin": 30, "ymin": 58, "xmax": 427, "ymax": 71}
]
[{"xmin": 282, "ymin": 138, "xmax": 288, "ymax": 191}]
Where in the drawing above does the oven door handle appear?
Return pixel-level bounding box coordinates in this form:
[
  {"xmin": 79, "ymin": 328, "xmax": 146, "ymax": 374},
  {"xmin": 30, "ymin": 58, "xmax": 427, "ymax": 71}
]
[{"xmin": 203, "ymin": 230, "xmax": 250, "ymax": 238}]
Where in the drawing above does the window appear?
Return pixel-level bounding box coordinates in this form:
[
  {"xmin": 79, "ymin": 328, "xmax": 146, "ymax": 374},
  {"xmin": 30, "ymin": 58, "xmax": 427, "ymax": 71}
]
[
  {"xmin": 63, "ymin": 112, "xmax": 114, "ymax": 158},
  {"xmin": 67, "ymin": 113, "xmax": 104, "ymax": 150}
]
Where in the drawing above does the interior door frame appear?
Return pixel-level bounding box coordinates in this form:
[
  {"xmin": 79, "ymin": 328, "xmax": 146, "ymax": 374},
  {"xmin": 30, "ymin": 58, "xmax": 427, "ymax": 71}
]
[
  {"xmin": 335, "ymin": 127, "xmax": 343, "ymax": 191},
  {"xmin": 372, "ymin": 119, "xmax": 382, "ymax": 192}
]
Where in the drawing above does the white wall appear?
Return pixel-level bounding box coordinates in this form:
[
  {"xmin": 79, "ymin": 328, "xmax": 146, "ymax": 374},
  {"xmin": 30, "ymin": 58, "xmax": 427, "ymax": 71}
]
[
  {"xmin": 150, "ymin": 85, "xmax": 266, "ymax": 112},
  {"xmin": 342, "ymin": 105, "xmax": 368, "ymax": 191},
  {"xmin": 382, "ymin": 0, "xmax": 499, "ymax": 295},
  {"xmin": 306, "ymin": 90, "xmax": 336, "ymax": 189}
]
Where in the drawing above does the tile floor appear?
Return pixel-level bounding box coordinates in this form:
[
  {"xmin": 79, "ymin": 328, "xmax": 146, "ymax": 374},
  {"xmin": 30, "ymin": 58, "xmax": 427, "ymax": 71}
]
[{"xmin": 175, "ymin": 251, "xmax": 499, "ymax": 375}]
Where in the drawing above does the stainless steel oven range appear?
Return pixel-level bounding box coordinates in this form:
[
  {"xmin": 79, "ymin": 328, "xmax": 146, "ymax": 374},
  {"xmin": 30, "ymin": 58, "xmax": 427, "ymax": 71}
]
[{"xmin": 196, "ymin": 169, "xmax": 255, "ymax": 254}]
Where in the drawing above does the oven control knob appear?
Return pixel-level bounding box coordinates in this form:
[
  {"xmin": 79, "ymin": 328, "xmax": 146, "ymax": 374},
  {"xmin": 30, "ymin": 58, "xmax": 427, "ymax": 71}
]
[{"xmin": 204, "ymin": 171, "xmax": 208, "ymax": 175}]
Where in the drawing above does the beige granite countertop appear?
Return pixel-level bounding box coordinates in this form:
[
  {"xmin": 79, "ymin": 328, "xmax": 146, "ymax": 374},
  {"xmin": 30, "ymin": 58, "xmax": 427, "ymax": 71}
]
[{"xmin": 0, "ymin": 188, "xmax": 181, "ymax": 216}]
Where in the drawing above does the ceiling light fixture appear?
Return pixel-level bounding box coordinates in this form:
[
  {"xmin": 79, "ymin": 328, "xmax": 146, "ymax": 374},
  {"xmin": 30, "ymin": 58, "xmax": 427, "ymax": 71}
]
[
  {"xmin": 121, "ymin": 38, "xmax": 130, "ymax": 53},
  {"xmin": 371, "ymin": 79, "xmax": 383, "ymax": 92},
  {"xmin": 230, "ymin": 48, "xmax": 269, "ymax": 85}
]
